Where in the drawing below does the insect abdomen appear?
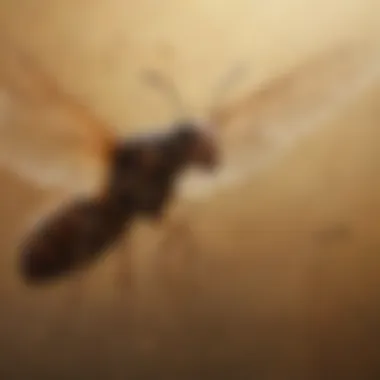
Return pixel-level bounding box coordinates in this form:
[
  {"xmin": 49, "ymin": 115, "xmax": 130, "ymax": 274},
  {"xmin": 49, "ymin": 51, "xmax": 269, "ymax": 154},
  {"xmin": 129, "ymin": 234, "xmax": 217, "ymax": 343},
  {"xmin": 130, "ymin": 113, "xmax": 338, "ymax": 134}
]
[{"xmin": 19, "ymin": 198, "xmax": 129, "ymax": 285}]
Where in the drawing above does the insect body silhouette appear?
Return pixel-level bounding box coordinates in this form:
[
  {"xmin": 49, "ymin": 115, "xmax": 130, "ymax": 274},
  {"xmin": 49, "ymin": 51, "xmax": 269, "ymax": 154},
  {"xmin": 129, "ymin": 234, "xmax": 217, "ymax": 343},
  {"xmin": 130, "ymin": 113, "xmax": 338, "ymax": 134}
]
[
  {"xmin": 19, "ymin": 121, "xmax": 218, "ymax": 284},
  {"xmin": 2, "ymin": 43, "xmax": 244, "ymax": 285},
  {"xmin": 1, "ymin": 40, "xmax": 365, "ymax": 286}
]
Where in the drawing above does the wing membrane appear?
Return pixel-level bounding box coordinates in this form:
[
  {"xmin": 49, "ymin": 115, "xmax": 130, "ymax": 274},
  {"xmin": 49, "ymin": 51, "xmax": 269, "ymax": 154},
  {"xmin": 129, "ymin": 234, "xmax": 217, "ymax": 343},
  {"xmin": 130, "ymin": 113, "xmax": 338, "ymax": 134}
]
[
  {"xmin": 0, "ymin": 35, "xmax": 116, "ymax": 196},
  {"xmin": 180, "ymin": 42, "xmax": 380, "ymax": 201}
]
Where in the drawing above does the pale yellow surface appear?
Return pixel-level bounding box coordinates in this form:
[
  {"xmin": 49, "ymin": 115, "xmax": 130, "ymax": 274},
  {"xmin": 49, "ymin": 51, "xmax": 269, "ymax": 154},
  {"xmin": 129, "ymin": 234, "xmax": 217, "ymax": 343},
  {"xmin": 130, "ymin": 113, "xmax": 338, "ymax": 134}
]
[{"xmin": 0, "ymin": 1, "xmax": 380, "ymax": 379}]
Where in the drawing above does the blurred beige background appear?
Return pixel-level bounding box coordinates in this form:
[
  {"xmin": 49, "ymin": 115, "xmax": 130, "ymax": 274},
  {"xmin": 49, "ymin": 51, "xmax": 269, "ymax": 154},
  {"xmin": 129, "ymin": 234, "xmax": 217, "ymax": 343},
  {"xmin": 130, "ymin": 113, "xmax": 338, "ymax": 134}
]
[{"xmin": 0, "ymin": 0, "xmax": 380, "ymax": 379}]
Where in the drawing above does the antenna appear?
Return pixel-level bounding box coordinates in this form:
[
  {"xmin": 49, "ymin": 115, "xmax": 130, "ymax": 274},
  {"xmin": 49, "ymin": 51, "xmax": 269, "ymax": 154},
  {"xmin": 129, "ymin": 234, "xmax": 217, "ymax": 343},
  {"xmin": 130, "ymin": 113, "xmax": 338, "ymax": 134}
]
[
  {"xmin": 141, "ymin": 61, "xmax": 249, "ymax": 130},
  {"xmin": 141, "ymin": 69, "xmax": 188, "ymax": 120}
]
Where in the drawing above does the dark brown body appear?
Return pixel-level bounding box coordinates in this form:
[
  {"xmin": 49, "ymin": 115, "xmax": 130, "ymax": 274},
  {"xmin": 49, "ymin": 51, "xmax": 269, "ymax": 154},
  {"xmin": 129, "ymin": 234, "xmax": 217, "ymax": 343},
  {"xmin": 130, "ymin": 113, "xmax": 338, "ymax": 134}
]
[
  {"xmin": 19, "ymin": 197, "xmax": 134, "ymax": 284},
  {"xmin": 19, "ymin": 123, "xmax": 217, "ymax": 285}
]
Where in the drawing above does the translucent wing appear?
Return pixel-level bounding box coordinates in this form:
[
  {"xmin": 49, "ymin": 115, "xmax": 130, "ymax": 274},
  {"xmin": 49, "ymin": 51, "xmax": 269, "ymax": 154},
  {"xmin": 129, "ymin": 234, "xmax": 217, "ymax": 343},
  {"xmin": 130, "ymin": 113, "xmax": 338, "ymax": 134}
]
[
  {"xmin": 179, "ymin": 41, "xmax": 380, "ymax": 202},
  {"xmin": 0, "ymin": 36, "xmax": 116, "ymax": 197}
]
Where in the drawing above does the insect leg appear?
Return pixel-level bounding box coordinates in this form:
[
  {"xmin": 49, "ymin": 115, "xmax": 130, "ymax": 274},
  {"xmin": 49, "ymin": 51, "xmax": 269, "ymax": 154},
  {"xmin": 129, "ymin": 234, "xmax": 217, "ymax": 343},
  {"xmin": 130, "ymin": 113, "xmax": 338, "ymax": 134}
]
[
  {"xmin": 113, "ymin": 231, "xmax": 134, "ymax": 291},
  {"xmin": 154, "ymin": 213, "xmax": 199, "ymax": 287}
]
